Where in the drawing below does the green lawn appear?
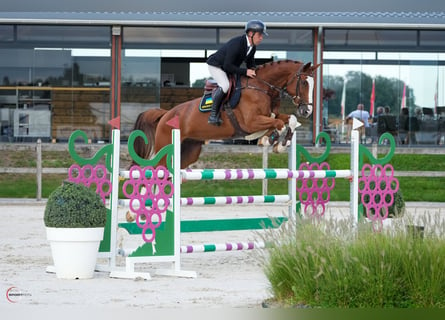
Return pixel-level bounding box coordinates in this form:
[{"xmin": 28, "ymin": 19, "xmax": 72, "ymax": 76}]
[{"xmin": 0, "ymin": 151, "xmax": 444, "ymax": 201}]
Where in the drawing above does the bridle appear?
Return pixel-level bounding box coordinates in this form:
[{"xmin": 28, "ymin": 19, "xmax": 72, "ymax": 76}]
[
  {"xmin": 283, "ymin": 65, "xmax": 313, "ymax": 107},
  {"xmin": 244, "ymin": 63, "xmax": 313, "ymax": 108}
]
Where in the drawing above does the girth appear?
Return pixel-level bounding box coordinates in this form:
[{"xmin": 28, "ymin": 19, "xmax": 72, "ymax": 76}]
[{"xmin": 223, "ymin": 107, "xmax": 250, "ymax": 139}]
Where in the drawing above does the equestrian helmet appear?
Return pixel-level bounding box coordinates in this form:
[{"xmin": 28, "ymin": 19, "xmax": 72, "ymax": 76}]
[{"xmin": 245, "ymin": 20, "xmax": 268, "ymax": 36}]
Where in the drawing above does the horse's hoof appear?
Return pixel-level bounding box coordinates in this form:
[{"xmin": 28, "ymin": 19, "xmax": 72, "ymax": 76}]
[
  {"xmin": 275, "ymin": 143, "xmax": 288, "ymax": 153},
  {"xmin": 259, "ymin": 136, "xmax": 271, "ymax": 146},
  {"xmin": 126, "ymin": 211, "xmax": 135, "ymax": 222},
  {"xmin": 281, "ymin": 127, "xmax": 293, "ymax": 146}
]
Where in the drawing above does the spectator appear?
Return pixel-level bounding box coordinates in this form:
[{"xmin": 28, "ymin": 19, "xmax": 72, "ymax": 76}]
[
  {"xmin": 346, "ymin": 103, "xmax": 370, "ymax": 127},
  {"xmin": 346, "ymin": 103, "xmax": 370, "ymax": 143},
  {"xmin": 373, "ymin": 106, "xmax": 385, "ymax": 122}
]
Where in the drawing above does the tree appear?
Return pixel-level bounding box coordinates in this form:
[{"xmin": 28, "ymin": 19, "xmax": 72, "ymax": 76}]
[
  {"xmin": 323, "ymin": 72, "xmax": 417, "ymax": 118},
  {"xmin": 192, "ymin": 78, "xmax": 208, "ymax": 88}
]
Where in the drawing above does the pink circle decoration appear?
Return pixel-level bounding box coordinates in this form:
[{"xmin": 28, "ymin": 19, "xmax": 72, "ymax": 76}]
[
  {"xmin": 122, "ymin": 165, "xmax": 173, "ymax": 243},
  {"xmin": 358, "ymin": 163, "xmax": 399, "ymax": 231},
  {"xmin": 296, "ymin": 162, "xmax": 335, "ymax": 218},
  {"xmin": 67, "ymin": 164, "xmax": 111, "ymax": 204}
]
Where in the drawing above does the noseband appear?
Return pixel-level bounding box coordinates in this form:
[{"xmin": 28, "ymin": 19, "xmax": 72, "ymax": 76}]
[{"xmin": 282, "ymin": 65, "xmax": 313, "ymax": 108}]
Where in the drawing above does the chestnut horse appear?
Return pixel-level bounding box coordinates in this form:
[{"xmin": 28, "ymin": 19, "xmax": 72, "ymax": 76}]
[{"xmin": 132, "ymin": 60, "xmax": 320, "ymax": 168}]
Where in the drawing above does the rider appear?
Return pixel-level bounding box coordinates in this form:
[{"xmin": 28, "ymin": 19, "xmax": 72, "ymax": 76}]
[{"xmin": 206, "ymin": 20, "xmax": 268, "ymax": 126}]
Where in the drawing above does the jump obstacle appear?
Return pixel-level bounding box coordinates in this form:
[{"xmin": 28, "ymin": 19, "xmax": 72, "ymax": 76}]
[{"xmin": 65, "ymin": 117, "xmax": 398, "ymax": 279}]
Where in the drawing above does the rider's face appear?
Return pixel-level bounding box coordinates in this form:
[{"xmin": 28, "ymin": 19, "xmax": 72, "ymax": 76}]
[{"xmin": 249, "ymin": 32, "xmax": 264, "ymax": 46}]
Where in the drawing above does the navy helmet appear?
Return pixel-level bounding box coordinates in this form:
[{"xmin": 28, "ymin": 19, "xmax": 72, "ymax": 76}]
[{"xmin": 245, "ymin": 20, "xmax": 268, "ymax": 36}]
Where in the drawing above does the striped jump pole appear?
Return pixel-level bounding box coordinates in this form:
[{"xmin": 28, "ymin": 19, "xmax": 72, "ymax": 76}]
[
  {"xmin": 180, "ymin": 241, "xmax": 266, "ymax": 254},
  {"xmin": 180, "ymin": 194, "xmax": 291, "ymax": 206},
  {"xmin": 118, "ymin": 241, "xmax": 266, "ymax": 256},
  {"xmin": 119, "ymin": 194, "xmax": 291, "ymax": 207},
  {"xmin": 181, "ymin": 168, "xmax": 352, "ymax": 181}
]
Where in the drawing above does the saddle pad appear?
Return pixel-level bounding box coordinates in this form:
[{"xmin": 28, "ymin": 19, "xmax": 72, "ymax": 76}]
[
  {"xmin": 198, "ymin": 76, "xmax": 242, "ymax": 112},
  {"xmin": 199, "ymin": 92, "xmax": 213, "ymax": 112}
]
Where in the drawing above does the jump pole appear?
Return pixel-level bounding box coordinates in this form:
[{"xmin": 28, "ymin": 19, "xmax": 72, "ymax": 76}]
[
  {"xmin": 350, "ymin": 118, "xmax": 362, "ymax": 226},
  {"xmin": 95, "ymin": 129, "xmax": 119, "ymax": 272},
  {"xmin": 288, "ymin": 132, "xmax": 298, "ymax": 218}
]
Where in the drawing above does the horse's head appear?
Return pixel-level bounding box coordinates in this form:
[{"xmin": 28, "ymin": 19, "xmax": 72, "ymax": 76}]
[{"xmin": 286, "ymin": 62, "xmax": 321, "ymax": 118}]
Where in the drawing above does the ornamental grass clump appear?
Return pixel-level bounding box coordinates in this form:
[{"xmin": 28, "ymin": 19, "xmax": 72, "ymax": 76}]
[
  {"xmin": 258, "ymin": 213, "xmax": 445, "ymax": 308},
  {"xmin": 44, "ymin": 181, "xmax": 107, "ymax": 228}
]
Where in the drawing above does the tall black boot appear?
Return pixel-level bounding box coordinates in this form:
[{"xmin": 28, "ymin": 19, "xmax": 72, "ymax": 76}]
[{"xmin": 208, "ymin": 87, "xmax": 225, "ymax": 126}]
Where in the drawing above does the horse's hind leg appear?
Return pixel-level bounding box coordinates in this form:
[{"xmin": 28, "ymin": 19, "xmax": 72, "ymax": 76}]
[{"xmin": 181, "ymin": 139, "xmax": 204, "ymax": 169}]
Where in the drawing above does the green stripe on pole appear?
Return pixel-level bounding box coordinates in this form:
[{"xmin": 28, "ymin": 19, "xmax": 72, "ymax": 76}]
[
  {"xmin": 203, "ymin": 244, "xmax": 216, "ymax": 252},
  {"xmin": 325, "ymin": 171, "xmax": 336, "ymax": 178},
  {"xmin": 264, "ymin": 195, "xmax": 276, "ymax": 203},
  {"xmin": 263, "ymin": 169, "xmax": 278, "ymax": 179},
  {"xmin": 203, "ymin": 197, "xmax": 216, "ymax": 205},
  {"xmin": 201, "ymin": 170, "xmax": 214, "ymax": 180}
]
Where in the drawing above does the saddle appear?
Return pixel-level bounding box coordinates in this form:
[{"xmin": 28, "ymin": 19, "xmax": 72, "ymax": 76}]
[{"xmin": 198, "ymin": 75, "xmax": 242, "ymax": 112}]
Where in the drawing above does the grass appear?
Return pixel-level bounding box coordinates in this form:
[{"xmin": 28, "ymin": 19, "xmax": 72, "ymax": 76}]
[
  {"xmin": 258, "ymin": 215, "xmax": 445, "ymax": 308},
  {"xmin": 1, "ymin": 149, "xmax": 445, "ymax": 200},
  {"xmin": 0, "ymin": 174, "xmax": 67, "ymax": 198}
]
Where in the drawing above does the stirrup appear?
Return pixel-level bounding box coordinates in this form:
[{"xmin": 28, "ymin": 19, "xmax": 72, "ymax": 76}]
[{"xmin": 208, "ymin": 115, "xmax": 222, "ymax": 126}]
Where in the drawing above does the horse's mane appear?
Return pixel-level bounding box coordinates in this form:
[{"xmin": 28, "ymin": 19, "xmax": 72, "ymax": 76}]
[{"xmin": 256, "ymin": 59, "xmax": 303, "ymax": 71}]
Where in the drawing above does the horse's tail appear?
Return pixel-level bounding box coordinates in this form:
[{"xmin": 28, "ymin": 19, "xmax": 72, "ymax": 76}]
[{"xmin": 131, "ymin": 108, "xmax": 168, "ymax": 166}]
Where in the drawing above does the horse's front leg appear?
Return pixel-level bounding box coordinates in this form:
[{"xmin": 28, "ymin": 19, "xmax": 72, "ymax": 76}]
[
  {"xmin": 279, "ymin": 114, "xmax": 301, "ymax": 145},
  {"xmin": 261, "ymin": 117, "xmax": 288, "ymax": 146},
  {"xmin": 275, "ymin": 113, "xmax": 300, "ymax": 132},
  {"xmin": 260, "ymin": 114, "xmax": 301, "ymax": 149}
]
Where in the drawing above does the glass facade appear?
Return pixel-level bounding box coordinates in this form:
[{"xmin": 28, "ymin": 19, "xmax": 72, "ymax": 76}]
[
  {"xmin": 322, "ymin": 28, "xmax": 445, "ymax": 146},
  {"xmin": 0, "ymin": 24, "xmax": 444, "ymax": 146},
  {"xmin": 0, "ymin": 25, "xmax": 111, "ymax": 142}
]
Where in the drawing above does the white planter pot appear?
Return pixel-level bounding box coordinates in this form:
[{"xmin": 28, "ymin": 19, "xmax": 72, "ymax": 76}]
[{"xmin": 46, "ymin": 227, "xmax": 104, "ymax": 279}]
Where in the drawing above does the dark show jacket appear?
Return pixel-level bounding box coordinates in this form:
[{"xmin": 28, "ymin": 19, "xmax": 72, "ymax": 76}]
[{"xmin": 207, "ymin": 35, "xmax": 256, "ymax": 76}]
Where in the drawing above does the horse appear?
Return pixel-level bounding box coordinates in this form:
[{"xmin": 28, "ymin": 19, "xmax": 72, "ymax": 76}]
[{"xmin": 132, "ymin": 60, "xmax": 320, "ymax": 169}]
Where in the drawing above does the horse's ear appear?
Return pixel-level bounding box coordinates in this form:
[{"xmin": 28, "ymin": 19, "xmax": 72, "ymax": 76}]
[
  {"xmin": 310, "ymin": 63, "xmax": 322, "ymax": 72},
  {"xmin": 302, "ymin": 62, "xmax": 320, "ymax": 74},
  {"xmin": 302, "ymin": 62, "xmax": 312, "ymax": 72}
]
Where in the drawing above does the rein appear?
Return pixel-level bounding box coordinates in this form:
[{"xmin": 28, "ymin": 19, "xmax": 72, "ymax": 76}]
[{"xmin": 242, "ymin": 63, "xmax": 312, "ymax": 106}]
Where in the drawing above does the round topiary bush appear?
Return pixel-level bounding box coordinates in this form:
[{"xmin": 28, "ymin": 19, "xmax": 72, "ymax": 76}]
[{"xmin": 44, "ymin": 181, "xmax": 107, "ymax": 228}]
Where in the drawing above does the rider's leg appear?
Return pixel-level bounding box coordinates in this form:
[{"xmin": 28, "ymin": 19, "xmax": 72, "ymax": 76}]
[
  {"xmin": 207, "ymin": 65, "xmax": 229, "ymax": 126},
  {"xmin": 208, "ymin": 87, "xmax": 225, "ymax": 125}
]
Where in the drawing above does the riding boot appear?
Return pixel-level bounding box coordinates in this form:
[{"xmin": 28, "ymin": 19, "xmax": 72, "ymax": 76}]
[{"xmin": 208, "ymin": 87, "xmax": 225, "ymax": 126}]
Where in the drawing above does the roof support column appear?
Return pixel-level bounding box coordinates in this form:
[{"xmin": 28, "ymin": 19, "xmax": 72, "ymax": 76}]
[{"xmin": 110, "ymin": 26, "xmax": 122, "ymax": 127}]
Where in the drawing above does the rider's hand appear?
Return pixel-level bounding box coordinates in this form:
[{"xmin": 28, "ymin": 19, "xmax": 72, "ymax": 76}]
[{"xmin": 246, "ymin": 69, "xmax": 256, "ymax": 78}]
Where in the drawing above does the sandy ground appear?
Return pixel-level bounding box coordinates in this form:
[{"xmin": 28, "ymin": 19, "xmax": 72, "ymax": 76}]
[
  {"xmin": 1, "ymin": 200, "xmax": 444, "ymax": 314},
  {"xmin": 0, "ymin": 201, "xmax": 289, "ymax": 310}
]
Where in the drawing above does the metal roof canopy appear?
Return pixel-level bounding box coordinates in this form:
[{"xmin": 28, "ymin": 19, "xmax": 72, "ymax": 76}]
[
  {"xmin": 1, "ymin": 0, "xmax": 444, "ymax": 12},
  {"xmin": 1, "ymin": 0, "xmax": 445, "ymax": 29},
  {"xmin": 1, "ymin": 12, "xmax": 445, "ymax": 29}
]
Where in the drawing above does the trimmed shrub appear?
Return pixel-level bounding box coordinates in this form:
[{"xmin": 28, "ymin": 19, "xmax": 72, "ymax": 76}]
[{"xmin": 44, "ymin": 181, "xmax": 107, "ymax": 228}]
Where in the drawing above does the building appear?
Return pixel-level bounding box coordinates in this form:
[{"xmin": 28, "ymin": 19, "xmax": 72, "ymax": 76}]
[{"xmin": 1, "ymin": 1, "xmax": 445, "ymax": 145}]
